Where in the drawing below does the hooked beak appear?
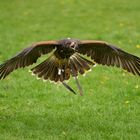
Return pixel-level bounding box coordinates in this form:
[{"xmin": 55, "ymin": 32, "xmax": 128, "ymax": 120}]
[
  {"xmin": 70, "ymin": 42, "xmax": 76, "ymax": 50},
  {"xmin": 70, "ymin": 42, "xmax": 75, "ymax": 47}
]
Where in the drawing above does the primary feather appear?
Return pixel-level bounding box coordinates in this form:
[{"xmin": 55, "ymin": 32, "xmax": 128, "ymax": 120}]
[{"xmin": 78, "ymin": 40, "xmax": 140, "ymax": 76}]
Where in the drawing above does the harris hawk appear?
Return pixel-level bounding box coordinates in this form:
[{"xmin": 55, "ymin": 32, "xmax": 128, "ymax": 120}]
[{"xmin": 0, "ymin": 38, "xmax": 140, "ymax": 95}]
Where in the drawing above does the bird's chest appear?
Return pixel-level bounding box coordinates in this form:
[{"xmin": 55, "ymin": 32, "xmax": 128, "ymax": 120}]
[{"xmin": 54, "ymin": 48, "xmax": 74, "ymax": 59}]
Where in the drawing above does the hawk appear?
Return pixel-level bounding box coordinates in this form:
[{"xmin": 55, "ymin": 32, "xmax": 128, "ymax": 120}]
[{"xmin": 0, "ymin": 38, "xmax": 140, "ymax": 95}]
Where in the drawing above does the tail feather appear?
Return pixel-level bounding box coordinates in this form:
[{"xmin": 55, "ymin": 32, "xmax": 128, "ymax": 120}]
[
  {"xmin": 70, "ymin": 53, "xmax": 95, "ymax": 76},
  {"xmin": 36, "ymin": 62, "xmax": 50, "ymax": 78},
  {"xmin": 41, "ymin": 58, "xmax": 56, "ymax": 80},
  {"xmin": 31, "ymin": 60, "xmax": 49, "ymax": 75},
  {"xmin": 69, "ymin": 58, "xmax": 78, "ymax": 77},
  {"xmin": 76, "ymin": 56, "xmax": 90, "ymax": 70},
  {"xmin": 76, "ymin": 54, "xmax": 94, "ymax": 70},
  {"xmin": 72, "ymin": 56, "xmax": 85, "ymax": 74},
  {"xmin": 50, "ymin": 65, "xmax": 57, "ymax": 81},
  {"xmin": 31, "ymin": 55, "xmax": 70, "ymax": 82},
  {"xmin": 31, "ymin": 53, "xmax": 95, "ymax": 83}
]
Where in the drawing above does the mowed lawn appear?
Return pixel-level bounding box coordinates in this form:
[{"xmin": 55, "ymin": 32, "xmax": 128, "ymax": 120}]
[{"xmin": 0, "ymin": 0, "xmax": 140, "ymax": 140}]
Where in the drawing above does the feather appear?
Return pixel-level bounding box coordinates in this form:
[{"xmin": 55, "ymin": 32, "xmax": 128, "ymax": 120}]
[{"xmin": 78, "ymin": 40, "xmax": 140, "ymax": 76}]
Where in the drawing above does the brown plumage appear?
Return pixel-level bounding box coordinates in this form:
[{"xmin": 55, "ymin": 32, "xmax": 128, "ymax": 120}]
[{"xmin": 0, "ymin": 38, "xmax": 140, "ymax": 95}]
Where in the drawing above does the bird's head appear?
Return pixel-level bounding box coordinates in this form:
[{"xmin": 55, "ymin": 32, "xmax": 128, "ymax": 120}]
[
  {"xmin": 60, "ymin": 39, "xmax": 79, "ymax": 52},
  {"xmin": 68, "ymin": 41, "xmax": 78, "ymax": 51}
]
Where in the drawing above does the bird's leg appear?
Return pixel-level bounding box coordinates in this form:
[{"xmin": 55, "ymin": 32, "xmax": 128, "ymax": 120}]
[
  {"xmin": 59, "ymin": 66, "xmax": 77, "ymax": 95},
  {"xmin": 70, "ymin": 63, "xmax": 83, "ymax": 96},
  {"xmin": 62, "ymin": 81, "xmax": 77, "ymax": 95},
  {"xmin": 74, "ymin": 76, "xmax": 83, "ymax": 96}
]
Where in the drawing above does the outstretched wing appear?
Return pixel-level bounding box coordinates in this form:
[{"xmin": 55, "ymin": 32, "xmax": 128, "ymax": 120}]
[
  {"xmin": 0, "ymin": 41, "xmax": 59, "ymax": 79},
  {"xmin": 77, "ymin": 40, "xmax": 140, "ymax": 76}
]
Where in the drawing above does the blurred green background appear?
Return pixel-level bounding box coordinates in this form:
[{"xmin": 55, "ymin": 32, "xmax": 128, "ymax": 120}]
[{"xmin": 0, "ymin": 0, "xmax": 140, "ymax": 140}]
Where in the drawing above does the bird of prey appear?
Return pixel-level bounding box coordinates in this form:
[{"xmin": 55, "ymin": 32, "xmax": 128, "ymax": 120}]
[{"xmin": 0, "ymin": 38, "xmax": 140, "ymax": 95}]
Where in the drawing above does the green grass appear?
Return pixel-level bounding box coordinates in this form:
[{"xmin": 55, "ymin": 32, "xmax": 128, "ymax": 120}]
[{"xmin": 0, "ymin": 0, "xmax": 140, "ymax": 139}]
